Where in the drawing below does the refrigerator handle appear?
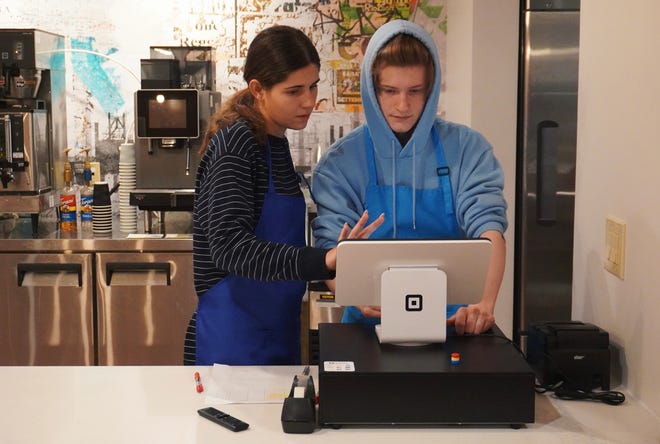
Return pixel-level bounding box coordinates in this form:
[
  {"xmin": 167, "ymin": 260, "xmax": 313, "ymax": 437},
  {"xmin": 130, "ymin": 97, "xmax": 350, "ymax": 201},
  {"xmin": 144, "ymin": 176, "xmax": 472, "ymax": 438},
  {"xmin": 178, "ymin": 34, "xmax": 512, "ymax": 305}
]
[
  {"xmin": 17, "ymin": 263, "xmax": 83, "ymax": 287},
  {"xmin": 105, "ymin": 262, "xmax": 171, "ymax": 286},
  {"xmin": 536, "ymin": 120, "xmax": 559, "ymax": 225}
]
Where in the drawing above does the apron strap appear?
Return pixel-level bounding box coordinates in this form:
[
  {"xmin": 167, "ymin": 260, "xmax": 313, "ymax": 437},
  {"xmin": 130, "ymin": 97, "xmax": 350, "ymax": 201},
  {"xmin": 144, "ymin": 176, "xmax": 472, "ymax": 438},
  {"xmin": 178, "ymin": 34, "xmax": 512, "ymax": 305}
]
[
  {"xmin": 264, "ymin": 140, "xmax": 276, "ymax": 192},
  {"xmin": 431, "ymin": 127, "xmax": 455, "ymax": 216}
]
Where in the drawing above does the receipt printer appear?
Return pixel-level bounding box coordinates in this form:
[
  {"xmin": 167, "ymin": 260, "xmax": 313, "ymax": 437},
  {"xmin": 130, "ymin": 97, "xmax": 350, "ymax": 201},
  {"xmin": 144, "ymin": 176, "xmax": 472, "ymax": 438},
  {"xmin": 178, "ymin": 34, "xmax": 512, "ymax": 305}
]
[
  {"xmin": 281, "ymin": 369, "xmax": 316, "ymax": 434},
  {"xmin": 526, "ymin": 321, "xmax": 611, "ymax": 391}
]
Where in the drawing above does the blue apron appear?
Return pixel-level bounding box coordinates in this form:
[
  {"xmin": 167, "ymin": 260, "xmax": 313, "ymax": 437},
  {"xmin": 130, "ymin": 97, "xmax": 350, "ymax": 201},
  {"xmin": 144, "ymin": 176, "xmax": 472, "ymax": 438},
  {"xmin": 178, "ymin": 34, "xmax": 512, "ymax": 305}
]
[
  {"xmin": 196, "ymin": 143, "xmax": 307, "ymax": 365},
  {"xmin": 342, "ymin": 127, "xmax": 464, "ymax": 324}
]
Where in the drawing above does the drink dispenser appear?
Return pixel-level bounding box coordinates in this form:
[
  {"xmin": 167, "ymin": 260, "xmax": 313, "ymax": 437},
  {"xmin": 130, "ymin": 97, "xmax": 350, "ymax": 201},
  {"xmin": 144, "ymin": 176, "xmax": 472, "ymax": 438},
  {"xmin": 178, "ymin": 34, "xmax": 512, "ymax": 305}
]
[
  {"xmin": 0, "ymin": 29, "xmax": 67, "ymax": 235},
  {"xmin": 0, "ymin": 110, "xmax": 50, "ymax": 192}
]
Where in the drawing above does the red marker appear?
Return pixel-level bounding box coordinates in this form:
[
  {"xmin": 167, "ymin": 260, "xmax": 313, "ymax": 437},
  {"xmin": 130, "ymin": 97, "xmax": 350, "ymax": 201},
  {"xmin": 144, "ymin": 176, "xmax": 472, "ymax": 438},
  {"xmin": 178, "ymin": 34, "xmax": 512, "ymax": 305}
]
[{"xmin": 194, "ymin": 372, "xmax": 204, "ymax": 393}]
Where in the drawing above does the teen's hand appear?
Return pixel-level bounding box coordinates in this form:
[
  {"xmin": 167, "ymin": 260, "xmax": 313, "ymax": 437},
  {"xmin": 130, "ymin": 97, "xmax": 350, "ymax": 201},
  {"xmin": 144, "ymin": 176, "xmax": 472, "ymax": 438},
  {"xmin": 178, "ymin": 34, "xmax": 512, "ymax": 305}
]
[{"xmin": 447, "ymin": 301, "xmax": 495, "ymax": 335}]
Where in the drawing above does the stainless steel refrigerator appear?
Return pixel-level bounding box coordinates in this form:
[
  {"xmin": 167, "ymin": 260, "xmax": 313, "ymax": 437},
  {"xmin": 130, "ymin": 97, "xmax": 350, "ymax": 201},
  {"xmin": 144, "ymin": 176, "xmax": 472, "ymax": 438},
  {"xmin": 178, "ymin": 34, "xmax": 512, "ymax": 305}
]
[{"xmin": 514, "ymin": 0, "xmax": 580, "ymax": 346}]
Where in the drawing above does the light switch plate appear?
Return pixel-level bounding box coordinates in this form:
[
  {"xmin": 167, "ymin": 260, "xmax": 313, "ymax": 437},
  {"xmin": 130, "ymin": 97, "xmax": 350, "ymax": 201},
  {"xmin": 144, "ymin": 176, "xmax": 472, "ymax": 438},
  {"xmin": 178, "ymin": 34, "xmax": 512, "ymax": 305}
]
[{"xmin": 604, "ymin": 216, "xmax": 626, "ymax": 279}]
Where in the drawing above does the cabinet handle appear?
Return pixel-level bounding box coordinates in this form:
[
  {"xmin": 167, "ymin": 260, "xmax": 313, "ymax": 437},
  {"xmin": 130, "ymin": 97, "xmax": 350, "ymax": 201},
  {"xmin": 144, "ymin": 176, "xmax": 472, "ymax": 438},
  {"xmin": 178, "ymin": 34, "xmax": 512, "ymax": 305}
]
[
  {"xmin": 17, "ymin": 263, "xmax": 83, "ymax": 287},
  {"xmin": 3, "ymin": 115, "xmax": 12, "ymax": 164},
  {"xmin": 105, "ymin": 262, "xmax": 171, "ymax": 286}
]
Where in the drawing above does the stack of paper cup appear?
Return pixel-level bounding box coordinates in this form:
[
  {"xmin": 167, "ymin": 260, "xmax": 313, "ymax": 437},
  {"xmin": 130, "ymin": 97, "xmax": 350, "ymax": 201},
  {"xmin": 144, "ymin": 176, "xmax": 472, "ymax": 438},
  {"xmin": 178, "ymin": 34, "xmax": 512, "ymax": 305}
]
[
  {"xmin": 93, "ymin": 182, "xmax": 113, "ymax": 236},
  {"xmin": 118, "ymin": 143, "xmax": 138, "ymax": 233}
]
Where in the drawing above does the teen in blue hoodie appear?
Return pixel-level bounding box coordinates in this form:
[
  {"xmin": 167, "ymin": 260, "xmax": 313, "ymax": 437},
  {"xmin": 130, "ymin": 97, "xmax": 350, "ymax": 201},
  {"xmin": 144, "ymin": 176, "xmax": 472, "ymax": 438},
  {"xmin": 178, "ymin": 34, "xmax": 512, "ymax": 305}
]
[{"xmin": 311, "ymin": 20, "xmax": 507, "ymax": 335}]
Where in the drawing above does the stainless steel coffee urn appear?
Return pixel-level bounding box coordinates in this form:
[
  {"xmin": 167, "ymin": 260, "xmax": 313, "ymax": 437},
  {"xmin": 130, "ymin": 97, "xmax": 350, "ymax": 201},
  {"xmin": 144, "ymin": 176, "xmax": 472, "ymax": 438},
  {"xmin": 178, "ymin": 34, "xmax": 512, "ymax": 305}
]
[{"xmin": 0, "ymin": 29, "xmax": 68, "ymax": 235}]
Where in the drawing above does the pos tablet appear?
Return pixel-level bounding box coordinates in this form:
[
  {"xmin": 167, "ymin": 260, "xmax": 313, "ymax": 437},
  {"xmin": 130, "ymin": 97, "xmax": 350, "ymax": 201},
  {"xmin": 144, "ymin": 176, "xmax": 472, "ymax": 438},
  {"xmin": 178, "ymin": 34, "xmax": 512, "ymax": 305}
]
[{"xmin": 335, "ymin": 238, "xmax": 492, "ymax": 344}]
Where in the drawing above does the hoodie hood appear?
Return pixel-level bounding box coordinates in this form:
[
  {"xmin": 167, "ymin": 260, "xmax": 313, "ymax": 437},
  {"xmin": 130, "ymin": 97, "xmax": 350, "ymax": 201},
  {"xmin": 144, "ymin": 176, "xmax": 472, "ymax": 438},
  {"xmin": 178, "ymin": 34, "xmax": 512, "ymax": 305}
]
[{"xmin": 360, "ymin": 19, "xmax": 441, "ymax": 156}]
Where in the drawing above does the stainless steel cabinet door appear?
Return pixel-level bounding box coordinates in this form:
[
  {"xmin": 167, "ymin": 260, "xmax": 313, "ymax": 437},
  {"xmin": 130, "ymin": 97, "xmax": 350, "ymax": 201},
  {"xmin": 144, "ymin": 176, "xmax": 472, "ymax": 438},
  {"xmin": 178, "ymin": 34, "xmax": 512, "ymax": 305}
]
[
  {"xmin": 96, "ymin": 252, "xmax": 196, "ymax": 365},
  {"xmin": 0, "ymin": 253, "xmax": 94, "ymax": 365}
]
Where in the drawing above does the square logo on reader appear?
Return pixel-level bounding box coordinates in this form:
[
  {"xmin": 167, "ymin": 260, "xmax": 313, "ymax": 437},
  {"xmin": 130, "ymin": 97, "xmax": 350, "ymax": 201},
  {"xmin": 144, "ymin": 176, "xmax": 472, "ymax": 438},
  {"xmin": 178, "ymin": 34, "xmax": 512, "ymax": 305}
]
[{"xmin": 405, "ymin": 294, "xmax": 423, "ymax": 312}]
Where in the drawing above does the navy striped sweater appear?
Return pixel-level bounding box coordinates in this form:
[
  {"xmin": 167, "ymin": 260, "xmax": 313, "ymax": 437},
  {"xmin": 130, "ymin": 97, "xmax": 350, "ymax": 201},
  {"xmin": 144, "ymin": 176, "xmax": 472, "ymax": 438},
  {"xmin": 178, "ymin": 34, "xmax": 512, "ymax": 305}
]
[{"xmin": 192, "ymin": 120, "xmax": 331, "ymax": 297}]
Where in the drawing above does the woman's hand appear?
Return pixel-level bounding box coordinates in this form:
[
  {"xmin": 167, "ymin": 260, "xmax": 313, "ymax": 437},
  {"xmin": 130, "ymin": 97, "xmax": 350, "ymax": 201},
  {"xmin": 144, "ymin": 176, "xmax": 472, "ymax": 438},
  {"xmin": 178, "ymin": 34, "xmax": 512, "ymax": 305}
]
[
  {"xmin": 324, "ymin": 210, "xmax": 384, "ymax": 271},
  {"xmin": 337, "ymin": 209, "xmax": 385, "ymax": 243}
]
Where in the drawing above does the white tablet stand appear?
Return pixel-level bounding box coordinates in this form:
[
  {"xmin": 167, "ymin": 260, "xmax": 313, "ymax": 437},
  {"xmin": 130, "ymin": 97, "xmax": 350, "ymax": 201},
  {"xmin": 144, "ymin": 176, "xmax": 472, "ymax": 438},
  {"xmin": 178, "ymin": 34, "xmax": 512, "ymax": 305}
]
[{"xmin": 376, "ymin": 266, "xmax": 447, "ymax": 345}]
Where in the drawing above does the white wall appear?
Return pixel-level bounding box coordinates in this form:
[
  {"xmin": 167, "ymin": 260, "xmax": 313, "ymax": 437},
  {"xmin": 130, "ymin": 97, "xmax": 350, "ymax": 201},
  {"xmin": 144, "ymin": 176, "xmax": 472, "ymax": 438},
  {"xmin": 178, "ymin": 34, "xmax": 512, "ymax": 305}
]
[
  {"xmin": 574, "ymin": 0, "xmax": 660, "ymax": 418},
  {"xmin": 445, "ymin": 0, "xmax": 519, "ymax": 337}
]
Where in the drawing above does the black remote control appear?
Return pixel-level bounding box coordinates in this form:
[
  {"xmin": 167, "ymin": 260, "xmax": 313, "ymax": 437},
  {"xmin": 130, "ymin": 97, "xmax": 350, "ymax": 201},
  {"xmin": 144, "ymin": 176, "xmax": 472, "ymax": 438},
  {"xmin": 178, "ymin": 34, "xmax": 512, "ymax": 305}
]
[{"xmin": 198, "ymin": 407, "xmax": 249, "ymax": 432}]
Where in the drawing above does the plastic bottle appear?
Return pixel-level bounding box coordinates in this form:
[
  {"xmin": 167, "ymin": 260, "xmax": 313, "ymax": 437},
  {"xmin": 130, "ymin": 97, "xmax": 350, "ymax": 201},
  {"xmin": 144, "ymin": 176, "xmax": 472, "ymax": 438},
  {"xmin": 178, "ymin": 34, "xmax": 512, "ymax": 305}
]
[
  {"xmin": 80, "ymin": 148, "xmax": 94, "ymax": 232},
  {"xmin": 59, "ymin": 148, "xmax": 77, "ymax": 232}
]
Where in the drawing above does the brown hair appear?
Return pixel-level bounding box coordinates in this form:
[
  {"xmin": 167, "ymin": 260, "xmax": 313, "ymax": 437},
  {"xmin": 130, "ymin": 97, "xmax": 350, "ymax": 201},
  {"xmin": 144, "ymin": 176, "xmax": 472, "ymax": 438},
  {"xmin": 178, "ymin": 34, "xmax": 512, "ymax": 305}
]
[
  {"xmin": 200, "ymin": 26, "xmax": 320, "ymax": 153},
  {"xmin": 371, "ymin": 33, "xmax": 434, "ymax": 95}
]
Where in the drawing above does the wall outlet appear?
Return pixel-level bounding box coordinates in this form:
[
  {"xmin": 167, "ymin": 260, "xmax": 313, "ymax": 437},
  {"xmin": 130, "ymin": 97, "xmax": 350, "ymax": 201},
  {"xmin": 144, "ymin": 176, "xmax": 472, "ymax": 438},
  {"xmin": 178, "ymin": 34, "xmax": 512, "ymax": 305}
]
[
  {"xmin": 604, "ymin": 216, "xmax": 626, "ymax": 279},
  {"xmin": 89, "ymin": 162, "xmax": 102, "ymax": 185}
]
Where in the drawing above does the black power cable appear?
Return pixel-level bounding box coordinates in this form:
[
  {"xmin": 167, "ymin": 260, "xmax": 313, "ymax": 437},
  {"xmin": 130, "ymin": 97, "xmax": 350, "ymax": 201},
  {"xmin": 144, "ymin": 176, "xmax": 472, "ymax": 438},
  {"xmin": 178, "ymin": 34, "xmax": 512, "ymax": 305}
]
[
  {"xmin": 483, "ymin": 332, "xmax": 626, "ymax": 406},
  {"xmin": 536, "ymin": 380, "xmax": 625, "ymax": 405}
]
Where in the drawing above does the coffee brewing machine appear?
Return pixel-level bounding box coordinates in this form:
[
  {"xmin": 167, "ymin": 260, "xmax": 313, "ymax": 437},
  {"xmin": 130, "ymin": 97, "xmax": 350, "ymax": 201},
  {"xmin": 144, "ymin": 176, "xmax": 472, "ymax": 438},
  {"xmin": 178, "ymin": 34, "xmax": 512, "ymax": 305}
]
[
  {"xmin": 130, "ymin": 46, "xmax": 220, "ymax": 224},
  {"xmin": 0, "ymin": 29, "xmax": 67, "ymax": 235}
]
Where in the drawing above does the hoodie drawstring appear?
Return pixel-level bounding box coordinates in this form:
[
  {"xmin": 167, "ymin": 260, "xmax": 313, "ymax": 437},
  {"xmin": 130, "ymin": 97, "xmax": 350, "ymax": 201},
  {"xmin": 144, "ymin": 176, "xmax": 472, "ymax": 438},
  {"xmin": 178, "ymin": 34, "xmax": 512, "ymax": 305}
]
[
  {"xmin": 412, "ymin": 141, "xmax": 416, "ymax": 231},
  {"xmin": 394, "ymin": 140, "xmax": 417, "ymax": 234},
  {"xmin": 391, "ymin": 139, "xmax": 397, "ymax": 238}
]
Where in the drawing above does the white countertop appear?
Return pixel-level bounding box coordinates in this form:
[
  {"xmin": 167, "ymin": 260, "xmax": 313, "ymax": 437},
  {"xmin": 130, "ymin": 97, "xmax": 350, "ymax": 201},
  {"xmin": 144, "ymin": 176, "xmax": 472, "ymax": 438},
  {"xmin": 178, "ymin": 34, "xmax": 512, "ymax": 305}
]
[{"xmin": 1, "ymin": 366, "xmax": 658, "ymax": 444}]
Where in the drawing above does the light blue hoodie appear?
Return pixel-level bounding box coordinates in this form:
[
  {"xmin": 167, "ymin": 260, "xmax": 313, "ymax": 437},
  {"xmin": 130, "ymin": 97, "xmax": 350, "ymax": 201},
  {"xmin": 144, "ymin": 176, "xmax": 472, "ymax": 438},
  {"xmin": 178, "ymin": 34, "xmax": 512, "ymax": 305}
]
[{"xmin": 312, "ymin": 20, "xmax": 507, "ymax": 248}]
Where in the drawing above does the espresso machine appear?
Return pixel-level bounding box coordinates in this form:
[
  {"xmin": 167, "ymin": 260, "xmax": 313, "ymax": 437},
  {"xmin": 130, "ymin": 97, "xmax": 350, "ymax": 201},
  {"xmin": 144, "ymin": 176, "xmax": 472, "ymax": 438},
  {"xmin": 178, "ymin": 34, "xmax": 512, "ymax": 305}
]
[
  {"xmin": 0, "ymin": 29, "xmax": 67, "ymax": 235},
  {"xmin": 130, "ymin": 47, "xmax": 220, "ymax": 229}
]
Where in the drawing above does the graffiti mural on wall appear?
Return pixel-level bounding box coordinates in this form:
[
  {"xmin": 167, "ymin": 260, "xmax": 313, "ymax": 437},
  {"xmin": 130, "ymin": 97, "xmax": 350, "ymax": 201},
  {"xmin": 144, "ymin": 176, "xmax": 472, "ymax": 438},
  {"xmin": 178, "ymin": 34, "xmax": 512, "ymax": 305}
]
[
  {"xmin": 0, "ymin": 0, "xmax": 446, "ymax": 168},
  {"xmin": 171, "ymin": 0, "xmax": 446, "ymax": 113}
]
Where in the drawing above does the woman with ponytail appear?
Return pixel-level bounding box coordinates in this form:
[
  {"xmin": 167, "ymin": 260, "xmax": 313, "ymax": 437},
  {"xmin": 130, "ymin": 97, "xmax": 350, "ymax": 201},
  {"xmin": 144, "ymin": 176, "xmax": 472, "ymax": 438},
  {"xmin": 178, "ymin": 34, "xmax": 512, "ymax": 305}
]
[{"xmin": 186, "ymin": 25, "xmax": 383, "ymax": 366}]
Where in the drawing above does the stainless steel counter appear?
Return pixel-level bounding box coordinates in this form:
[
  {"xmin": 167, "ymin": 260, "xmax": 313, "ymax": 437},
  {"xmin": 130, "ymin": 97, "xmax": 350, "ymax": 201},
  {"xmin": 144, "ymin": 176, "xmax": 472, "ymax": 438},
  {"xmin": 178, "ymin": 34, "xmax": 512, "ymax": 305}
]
[
  {"xmin": 0, "ymin": 214, "xmax": 193, "ymax": 252},
  {"xmin": 0, "ymin": 234, "xmax": 193, "ymax": 253}
]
